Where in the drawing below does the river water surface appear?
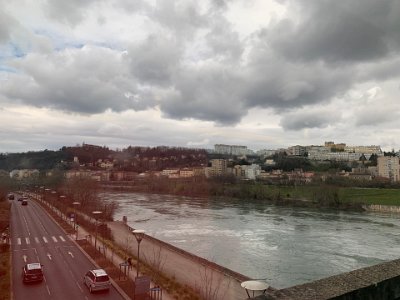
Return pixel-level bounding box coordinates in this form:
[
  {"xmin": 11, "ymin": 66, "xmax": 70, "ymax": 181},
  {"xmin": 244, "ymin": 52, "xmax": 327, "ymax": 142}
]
[{"xmin": 100, "ymin": 192, "xmax": 400, "ymax": 288}]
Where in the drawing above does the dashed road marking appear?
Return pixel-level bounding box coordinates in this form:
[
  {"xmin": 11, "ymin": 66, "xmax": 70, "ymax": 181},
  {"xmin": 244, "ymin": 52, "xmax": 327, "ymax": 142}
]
[{"xmin": 52, "ymin": 236, "xmax": 58, "ymax": 243}]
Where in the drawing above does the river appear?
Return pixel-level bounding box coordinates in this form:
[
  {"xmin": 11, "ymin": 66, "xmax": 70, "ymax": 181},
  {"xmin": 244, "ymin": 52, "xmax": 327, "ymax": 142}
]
[{"xmin": 100, "ymin": 192, "xmax": 400, "ymax": 289}]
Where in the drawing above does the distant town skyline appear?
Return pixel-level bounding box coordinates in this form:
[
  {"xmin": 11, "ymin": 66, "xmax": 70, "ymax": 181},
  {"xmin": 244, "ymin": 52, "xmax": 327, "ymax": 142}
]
[{"xmin": 1, "ymin": 1, "xmax": 400, "ymax": 153}]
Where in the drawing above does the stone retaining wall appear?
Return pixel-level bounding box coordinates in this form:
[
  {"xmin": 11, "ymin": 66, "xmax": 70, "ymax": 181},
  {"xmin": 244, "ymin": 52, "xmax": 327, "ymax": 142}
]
[{"xmin": 252, "ymin": 258, "xmax": 400, "ymax": 300}]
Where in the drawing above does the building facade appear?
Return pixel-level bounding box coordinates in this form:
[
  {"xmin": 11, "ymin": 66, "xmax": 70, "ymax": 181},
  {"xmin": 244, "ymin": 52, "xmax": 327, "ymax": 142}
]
[{"xmin": 377, "ymin": 156, "xmax": 400, "ymax": 182}]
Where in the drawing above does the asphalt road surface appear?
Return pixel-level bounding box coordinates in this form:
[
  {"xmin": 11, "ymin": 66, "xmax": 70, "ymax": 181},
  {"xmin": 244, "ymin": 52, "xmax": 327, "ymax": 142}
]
[{"xmin": 10, "ymin": 195, "xmax": 126, "ymax": 300}]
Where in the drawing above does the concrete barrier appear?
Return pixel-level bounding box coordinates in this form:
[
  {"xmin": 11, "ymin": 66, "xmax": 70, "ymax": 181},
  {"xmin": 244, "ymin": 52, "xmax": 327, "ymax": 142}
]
[{"xmin": 252, "ymin": 258, "xmax": 400, "ymax": 300}]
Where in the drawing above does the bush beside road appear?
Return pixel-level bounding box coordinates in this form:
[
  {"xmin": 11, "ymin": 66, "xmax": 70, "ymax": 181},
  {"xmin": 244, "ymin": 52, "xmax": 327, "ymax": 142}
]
[{"xmin": 0, "ymin": 201, "xmax": 11, "ymax": 300}]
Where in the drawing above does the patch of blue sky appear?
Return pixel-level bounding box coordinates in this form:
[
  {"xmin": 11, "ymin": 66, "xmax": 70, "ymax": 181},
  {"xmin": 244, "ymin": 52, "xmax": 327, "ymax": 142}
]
[
  {"xmin": 33, "ymin": 28, "xmax": 84, "ymax": 51},
  {"xmin": 0, "ymin": 44, "xmax": 25, "ymax": 60}
]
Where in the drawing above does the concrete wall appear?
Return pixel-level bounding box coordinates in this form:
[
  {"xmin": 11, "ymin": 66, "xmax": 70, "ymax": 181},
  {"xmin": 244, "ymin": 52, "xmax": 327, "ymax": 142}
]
[{"xmin": 252, "ymin": 258, "xmax": 400, "ymax": 300}]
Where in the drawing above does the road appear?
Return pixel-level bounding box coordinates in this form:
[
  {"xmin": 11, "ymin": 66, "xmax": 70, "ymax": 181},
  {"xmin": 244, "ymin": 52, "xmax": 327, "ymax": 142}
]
[{"xmin": 10, "ymin": 196, "xmax": 126, "ymax": 300}]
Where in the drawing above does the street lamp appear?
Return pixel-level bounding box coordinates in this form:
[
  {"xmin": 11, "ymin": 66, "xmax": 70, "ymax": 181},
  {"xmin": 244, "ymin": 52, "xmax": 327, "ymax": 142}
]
[
  {"xmin": 72, "ymin": 202, "xmax": 80, "ymax": 239},
  {"xmin": 132, "ymin": 229, "xmax": 145, "ymax": 278},
  {"xmin": 59, "ymin": 195, "xmax": 66, "ymax": 219},
  {"xmin": 92, "ymin": 210, "xmax": 102, "ymax": 250}
]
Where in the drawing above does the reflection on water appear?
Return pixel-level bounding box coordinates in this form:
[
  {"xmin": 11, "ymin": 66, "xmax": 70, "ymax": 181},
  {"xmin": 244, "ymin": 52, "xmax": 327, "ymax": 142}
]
[{"xmin": 101, "ymin": 192, "xmax": 400, "ymax": 288}]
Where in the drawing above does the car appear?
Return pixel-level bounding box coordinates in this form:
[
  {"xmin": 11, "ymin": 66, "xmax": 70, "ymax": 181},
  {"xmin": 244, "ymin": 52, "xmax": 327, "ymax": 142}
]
[
  {"xmin": 8, "ymin": 194, "xmax": 14, "ymax": 200},
  {"xmin": 21, "ymin": 199, "xmax": 28, "ymax": 206},
  {"xmin": 83, "ymin": 269, "xmax": 111, "ymax": 293},
  {"xmin": 22, "ymin": 263, "xmax": 43, "ymax": 283}
]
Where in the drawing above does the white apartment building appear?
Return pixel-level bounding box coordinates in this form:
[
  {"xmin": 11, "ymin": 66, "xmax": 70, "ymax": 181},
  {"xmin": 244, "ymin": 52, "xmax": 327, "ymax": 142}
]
[
  {"xmin": 214, "ymin": 144, "xmax": 248, "ymax": 156},
  {"xmin": 288, "ymin": 145, "xmax": 306, "ymax": 156},
  {"xmin": 242, "ymin": 164, "xmax": 262, "ymax": 180},
  {"xmin": 377, "ymin": 156, "xmax": 400, "ymax": 182}
]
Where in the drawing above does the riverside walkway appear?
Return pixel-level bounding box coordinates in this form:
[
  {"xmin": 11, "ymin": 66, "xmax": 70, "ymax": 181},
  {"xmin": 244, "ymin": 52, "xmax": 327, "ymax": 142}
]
[{"xmin": 107, "ymin": 220, "xmax": 271, "ymax": 300}]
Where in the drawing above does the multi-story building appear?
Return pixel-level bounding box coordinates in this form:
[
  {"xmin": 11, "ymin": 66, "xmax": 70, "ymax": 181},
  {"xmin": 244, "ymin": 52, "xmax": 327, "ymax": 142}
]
[
  {"xmin": 344, "ymin": 145, "xmax": 382, "ymax": 155},
  {"xmin": 377, "ymin": 156, "xmax": 400, "ymax": 182},
  {"xmin": 288, "ymin": 145, "xmax": 306, "ymax": 156},
  {"xmin": 205, "ymin": 159, "xmax": 228, "ymax": 177},
  {"xmin": 214, "ymin": 144, "xmax": 248, "ymax": 156}
]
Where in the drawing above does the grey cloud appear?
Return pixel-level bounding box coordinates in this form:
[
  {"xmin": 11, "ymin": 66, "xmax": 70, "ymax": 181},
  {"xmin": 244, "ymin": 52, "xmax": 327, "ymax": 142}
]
[
  {"xmin": 268, "ymin": 0, "xmax": 400, "ymax": 63},
  {"xmin": 127, "ymin": 35, "xmax": 182, "ymax": 85},
  {"xmin": 205, "ymin": 18, "xmax": 243, "ymax": 61},
  {"xmin": 280, "ymin": 110, "xmax": 339, "ymax": 130},
  {"xmin": 44, "ymin": 0, "xmax": 98, "ymax": 26},
  {"xmin": 160, "ymin": 65, "xmax": 246, "ymax": 125},
  {"xmin": 151, "ymin": 1, "xmax": 207, "ymax": 37},
  {"xmin": 2, "ymin": 46, "xmax": 147, "ymax": 114},
  {"xmin": 0, "ymin": 10, "xmax": 15, "ymax": 43}
]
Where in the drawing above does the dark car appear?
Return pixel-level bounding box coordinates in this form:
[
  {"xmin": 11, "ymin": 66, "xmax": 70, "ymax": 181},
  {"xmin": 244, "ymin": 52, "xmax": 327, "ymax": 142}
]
[
  {"xmin": 21, "ymin": 199, "xmax": 28, "ymax": 206},
  {"xmin": 22, "ymin": 263, "xmax": 44, "ymax": 283},
  {"xmin": 8, "ymin": 194, "xmax": 14, "ymax": 200}
]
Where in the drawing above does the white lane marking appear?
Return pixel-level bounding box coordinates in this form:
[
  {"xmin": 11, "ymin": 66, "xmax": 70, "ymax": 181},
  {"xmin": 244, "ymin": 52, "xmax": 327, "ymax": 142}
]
[
  {"xmin": 22, "ymin": 255, "xmax": 27, "ymax": 262},
  {"xmin": 25, "ymin": 237, "xmax": 30, "ymax": 244},
  {"xmin": 35, "ymin": 237, "xmax": 40, "ymax": 243},
  {"xmin": 17, "ymin": 238, "xmax": 21, "ymax": 245},
  {"xmin": 47, "ymin": 253, "xmax": 52, "ymax": 260},
  {"xmin": 59, "ymin": 236, "xmax": 66, "ymax": 242},
  {"xmin": 22, "ymin": 215, "xmax": 31, "ymax": 236},
  {"xmin": 76, "ymin": 281, "xmax": 83, "ymax": 292},
  {"xmin": 46, "ymin": 285, "xmax": 51, "ymax": 295},
  {"xmin": 68, "ymin": 251, "xmax": 74, "ymax": 258},
  {"xmin": 52, "ymin": 236, "xmax": 58, "ymax": 243},
  {"xmin": 43, "ymin": 237, "xmax": 48, "ymax": 243}
]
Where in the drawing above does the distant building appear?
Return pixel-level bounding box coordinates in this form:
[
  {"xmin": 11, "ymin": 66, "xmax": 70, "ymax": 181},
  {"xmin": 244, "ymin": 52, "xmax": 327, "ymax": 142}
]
[
  {"xmin": 205, "ymin": 159, "xmax": 228, "ymax": 177},
  {"xmin": 214, "ymin": 144, "xmax": 248, "ymax": 156},
  {"xmin": 377, "ymin": 156, "xmax": 400, "ymax": 182},
  {"xmin": 288, "ymin": 145, "xmax": 306, "ymax": 156},
  {"xmin": 10, "ymin": 169, "xmax": 40, "ymax": 179}
]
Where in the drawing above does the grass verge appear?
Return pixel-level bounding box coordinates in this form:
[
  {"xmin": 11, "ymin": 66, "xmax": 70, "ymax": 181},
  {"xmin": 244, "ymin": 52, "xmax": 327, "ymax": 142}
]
[{"xmin": 0, "ymin": 201, "xmax": 11, "ymax": 300}]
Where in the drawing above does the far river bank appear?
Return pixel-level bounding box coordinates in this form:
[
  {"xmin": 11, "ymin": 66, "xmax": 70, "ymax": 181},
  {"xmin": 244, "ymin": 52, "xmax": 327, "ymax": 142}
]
[{"xmin": 100, "ymin": 179, "xmax": 400, "ymax": 211}]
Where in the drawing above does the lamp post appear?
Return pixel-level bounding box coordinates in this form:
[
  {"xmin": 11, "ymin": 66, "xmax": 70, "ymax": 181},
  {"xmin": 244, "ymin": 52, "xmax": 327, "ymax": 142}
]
[
  {"xmin": 44, "ymin": 188, "xmax": 50, "ymax": 206},
  {"xmin": 132, "ymin": 229, "xmax": 145, "ymax": 278},
  {"xmin": 92, "ymin": 211, "xmax": 102, "ymax": 250},
  {"xmin": 72, "ymin": 202, "xmax": 80, "ymax": 240},
  {"xmin": 51, "ymin": 190, "xmax": 57, "ymax": 212},
  {"xmin": 59, "ymin": 195, "xmax": 66, "ymax": 219}
]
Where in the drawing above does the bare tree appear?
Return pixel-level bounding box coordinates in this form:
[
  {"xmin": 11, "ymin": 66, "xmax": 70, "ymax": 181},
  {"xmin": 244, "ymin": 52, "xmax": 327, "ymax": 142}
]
[
  {"xmin": 142, "ymin": 244, "xmax": 167, "ymax": 284},
  {"xmin": 195, "ymin": 265, "xmax": 231, "ymax": 300}
]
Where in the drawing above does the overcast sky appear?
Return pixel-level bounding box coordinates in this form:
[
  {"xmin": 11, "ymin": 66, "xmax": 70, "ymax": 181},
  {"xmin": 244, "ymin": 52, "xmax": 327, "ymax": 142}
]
[{"xmin": 1, "ymin": 0, "xmax": 400, "ymax": 153}]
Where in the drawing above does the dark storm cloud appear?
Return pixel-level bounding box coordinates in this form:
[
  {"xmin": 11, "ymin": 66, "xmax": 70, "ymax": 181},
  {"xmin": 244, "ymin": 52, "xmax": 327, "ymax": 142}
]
[{"xmin": 269, "ymin": 0, "xmax": 400, "ymax": 63}]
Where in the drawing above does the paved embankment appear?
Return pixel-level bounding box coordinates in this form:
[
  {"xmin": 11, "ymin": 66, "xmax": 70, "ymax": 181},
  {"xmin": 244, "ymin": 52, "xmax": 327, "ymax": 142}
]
[{"xmin": 108, "ymin": 220, "xmax": 274, "ymax": 300}]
